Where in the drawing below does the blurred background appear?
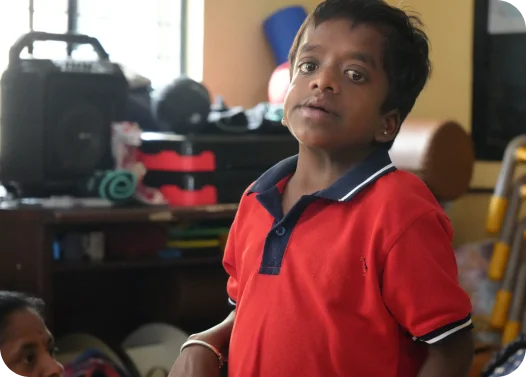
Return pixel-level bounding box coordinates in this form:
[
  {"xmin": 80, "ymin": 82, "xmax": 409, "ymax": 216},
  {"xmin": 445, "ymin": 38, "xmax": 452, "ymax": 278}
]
[{"xmin": 0, "ymin": 1, "xmax": 525, "ymax": 377}]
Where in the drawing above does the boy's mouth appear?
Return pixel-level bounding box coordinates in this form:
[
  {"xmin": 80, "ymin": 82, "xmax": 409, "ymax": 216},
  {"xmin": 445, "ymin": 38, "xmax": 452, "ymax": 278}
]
[
  {"xmin": 306, "ymin": 105, "xmax": 329, "ymax": 113},
  {"xmin": 298, "ymin": 97, "xmax": 337, "ymax": 118}
]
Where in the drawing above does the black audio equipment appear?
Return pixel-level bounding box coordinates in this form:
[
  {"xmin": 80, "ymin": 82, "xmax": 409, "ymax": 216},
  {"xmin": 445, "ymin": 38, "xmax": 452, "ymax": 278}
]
[{"xmin": 0, "ymin": 32, "xmax": 128, "ymax": 196}]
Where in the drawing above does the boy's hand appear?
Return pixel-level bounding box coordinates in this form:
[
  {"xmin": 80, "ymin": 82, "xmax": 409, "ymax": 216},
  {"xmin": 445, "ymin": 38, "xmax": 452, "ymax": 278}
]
[
  {"xmin": 168, "ymin": 310, "xmax": 235, "ymax": 377},
  {"xmin": 168, "ymin": 345, "xmax": 222, "ymax": 377}
]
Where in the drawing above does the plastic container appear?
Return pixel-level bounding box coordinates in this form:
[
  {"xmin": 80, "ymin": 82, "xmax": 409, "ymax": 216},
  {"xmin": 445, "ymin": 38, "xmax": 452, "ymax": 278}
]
[{"xmin": 263, "ymin": 6, "xmax": 308, "ymax": 65}]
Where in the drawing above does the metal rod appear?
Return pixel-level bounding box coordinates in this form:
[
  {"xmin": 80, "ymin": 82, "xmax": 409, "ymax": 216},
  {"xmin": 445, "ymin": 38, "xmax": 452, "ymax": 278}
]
[
  {"xmin": 180, "ymin": 0, "xmax": 188, "ymax": 75},
  {"xmin": 67, "ymin": 0, "xmax": 78, "ymax": 56},
  {"xmin": 28, "ymin": 0, "xmax": 34, "ymax": 54}
]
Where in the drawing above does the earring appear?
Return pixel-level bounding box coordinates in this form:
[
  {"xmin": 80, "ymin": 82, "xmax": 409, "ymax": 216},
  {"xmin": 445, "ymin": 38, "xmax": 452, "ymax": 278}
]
[
  {"xmin": 281, "ymin": 118, "xmax": 286, "ymax": 126},
  {"xmin": 383, "ymin": 130, "xmax": 388, "ymax": 135}
]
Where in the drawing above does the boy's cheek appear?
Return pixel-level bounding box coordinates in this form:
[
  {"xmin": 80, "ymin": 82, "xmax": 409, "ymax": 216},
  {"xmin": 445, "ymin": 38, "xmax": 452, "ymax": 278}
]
[{"xmin": 283, "ymin": 82, "xmax": 298, "ymax": 119}]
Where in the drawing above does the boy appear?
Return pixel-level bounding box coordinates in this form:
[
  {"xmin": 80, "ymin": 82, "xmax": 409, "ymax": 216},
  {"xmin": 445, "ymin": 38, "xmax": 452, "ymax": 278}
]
[{"xmin": 170, "ymin": 0, "xmax": 475, "ymax": 376}]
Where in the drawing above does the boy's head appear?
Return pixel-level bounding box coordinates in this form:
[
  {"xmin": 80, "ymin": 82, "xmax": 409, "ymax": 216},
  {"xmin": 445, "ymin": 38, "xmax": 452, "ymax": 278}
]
[{"xmin": 283, "ymin": 0, "xmax": 431, "ymax": 153}]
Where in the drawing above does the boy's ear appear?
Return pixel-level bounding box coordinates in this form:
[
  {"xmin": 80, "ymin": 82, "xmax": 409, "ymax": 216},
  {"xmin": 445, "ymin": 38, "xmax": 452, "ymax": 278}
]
[{"xmin": 375, "ymin": 109, "xmax": 400, "ymax": 143}]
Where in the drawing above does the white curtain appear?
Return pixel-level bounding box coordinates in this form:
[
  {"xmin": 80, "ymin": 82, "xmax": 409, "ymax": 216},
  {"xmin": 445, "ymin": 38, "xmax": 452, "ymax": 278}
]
[{"xmin": 75, "ymin": 0, "xmax": 183, "ymax": 88}]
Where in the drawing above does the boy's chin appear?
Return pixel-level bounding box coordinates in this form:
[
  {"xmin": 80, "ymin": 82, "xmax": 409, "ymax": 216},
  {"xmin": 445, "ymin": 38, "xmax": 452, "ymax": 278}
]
[
  {"xmin": 289, "ymin": 126, "xmax": 357, "ymax": 152},
  {"xmin": 295, "ymin": 135, "xmax": 339, "ymax": 152},
  {"xmin": 294, "ymin": 133, "xmax": 364, "ymax": 154}
]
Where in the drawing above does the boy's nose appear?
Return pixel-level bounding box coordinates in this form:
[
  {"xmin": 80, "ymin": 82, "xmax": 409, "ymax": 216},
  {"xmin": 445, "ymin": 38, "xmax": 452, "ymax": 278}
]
[{"xmin": 309, "ymin": 67, "xmax": 340, "ymax": 94}]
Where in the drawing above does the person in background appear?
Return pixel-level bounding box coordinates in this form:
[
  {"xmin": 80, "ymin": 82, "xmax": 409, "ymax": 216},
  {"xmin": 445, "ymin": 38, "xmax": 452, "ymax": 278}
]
[
  {"xmin": 169, "ymin": 0, "xmax": 475, "ymax": 376},
  {"xmin": 0, "ymin": 291, "xmax": 63, "ymax": 377}
]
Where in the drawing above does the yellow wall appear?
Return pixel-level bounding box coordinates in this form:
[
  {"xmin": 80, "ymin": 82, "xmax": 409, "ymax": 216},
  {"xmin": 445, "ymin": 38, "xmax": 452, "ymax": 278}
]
[
  {"xmin": 202, "ymin": 0, "xmax": 318, "ymax": 108},
  {"xmin": 202, "ymin": 0, "xmax": 513, "ymax": 246}
]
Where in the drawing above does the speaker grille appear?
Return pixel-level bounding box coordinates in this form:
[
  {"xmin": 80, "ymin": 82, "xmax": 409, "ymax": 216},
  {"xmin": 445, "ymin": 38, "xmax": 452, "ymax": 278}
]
[
  {"xmin": 44, "ymin": 73, "xmax": 122, "ymax": 179},
  {"xmin": 52, "ymin": 102, "xmax": 106, "ymax": 172}
]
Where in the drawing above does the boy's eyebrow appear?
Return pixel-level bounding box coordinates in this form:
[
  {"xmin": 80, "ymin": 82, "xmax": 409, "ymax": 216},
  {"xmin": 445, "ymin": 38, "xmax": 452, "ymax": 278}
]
[
  {"xmin": 347, "ymin": 51, "xmax": 377, "ymax": 69},
  {"xmin": 298, "ymin": 42, "xmax": 323, "ymax": 55},
  {"xmin": 298, "ymin": 43, "xmax": 377, "ymax": 69}
]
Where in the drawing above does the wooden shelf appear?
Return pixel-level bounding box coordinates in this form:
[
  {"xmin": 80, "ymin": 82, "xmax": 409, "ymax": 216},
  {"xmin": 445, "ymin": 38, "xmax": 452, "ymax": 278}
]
[
  {"xmin": 53, "ymin": 255, "xmax": 223, "ymax": 272},
  {"xmin": 0, "ymin": 203, "xmax": 235, "ymax": 337},
  {"xmin": 0, "ymin": 203, "xmax": 238, "ymax": 224}
]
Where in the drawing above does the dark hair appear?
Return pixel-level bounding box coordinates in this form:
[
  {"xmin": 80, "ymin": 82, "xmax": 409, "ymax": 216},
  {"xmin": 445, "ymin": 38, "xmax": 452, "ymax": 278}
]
[
  {"xmin": 288, "ymin": 0, "xmax": 431, "ymax": 147},
  {"xmin": 0, "ymin": 291, "xmax": 45, "ymax": 343}
]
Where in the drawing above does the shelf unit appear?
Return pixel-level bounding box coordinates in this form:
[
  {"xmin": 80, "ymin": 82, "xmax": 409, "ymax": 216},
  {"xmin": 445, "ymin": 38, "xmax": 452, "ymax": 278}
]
[{"xmin": 0, "ymin": 203, "xmax": 237, "ymax": 343}]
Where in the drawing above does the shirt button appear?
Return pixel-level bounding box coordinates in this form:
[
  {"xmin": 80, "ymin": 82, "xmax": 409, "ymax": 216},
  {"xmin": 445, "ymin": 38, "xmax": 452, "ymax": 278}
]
[{"xmin": 275, "ymin": 226, "xmax": 286, "ymax": 236}]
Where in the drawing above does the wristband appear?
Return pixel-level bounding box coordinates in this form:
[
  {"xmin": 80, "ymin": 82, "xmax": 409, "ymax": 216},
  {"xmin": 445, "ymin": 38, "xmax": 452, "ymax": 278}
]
[{"xmin": 180, "ymin": 339, "xmax": 225, "ymax": 368}]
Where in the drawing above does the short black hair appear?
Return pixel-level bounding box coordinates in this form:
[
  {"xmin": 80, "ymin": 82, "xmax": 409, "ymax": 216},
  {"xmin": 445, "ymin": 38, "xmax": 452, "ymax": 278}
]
[
  {"xmin": 288, "ymin": 0, "xmax": 431, "ymax": 146},
  {"xmin": 0, "ymin": 291, "xmax": 45, "ymax": 343}
]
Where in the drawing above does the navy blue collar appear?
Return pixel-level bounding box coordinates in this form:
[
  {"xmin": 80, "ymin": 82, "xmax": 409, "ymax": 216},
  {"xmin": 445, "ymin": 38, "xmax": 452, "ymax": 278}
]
[{"xmin": 247, "ymin": 148, "xmax": 396, "ymax": 202}]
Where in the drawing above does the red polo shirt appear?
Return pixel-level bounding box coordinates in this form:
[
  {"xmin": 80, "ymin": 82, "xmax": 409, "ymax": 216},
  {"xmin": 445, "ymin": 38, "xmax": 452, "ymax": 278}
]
[{"xmin": 222, "ymin": 149, "xmax": 473, "ymax": 377}]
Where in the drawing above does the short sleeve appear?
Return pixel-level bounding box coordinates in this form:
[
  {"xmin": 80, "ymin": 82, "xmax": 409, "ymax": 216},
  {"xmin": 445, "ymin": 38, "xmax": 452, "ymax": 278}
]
[
  {"xmin": 382, "ymin": 210, "xmax": 473, "ymax": 345},
  {"xmin": 223, "ymin": 188, "xmax": 252, "ymax": 308},
  {"xmin": 223, "ymin": 185, "xmax": 258, "ymax": 307},
  {"xmin": 223, "ymin": 221, "xmax": 238, "ymax": 307}
]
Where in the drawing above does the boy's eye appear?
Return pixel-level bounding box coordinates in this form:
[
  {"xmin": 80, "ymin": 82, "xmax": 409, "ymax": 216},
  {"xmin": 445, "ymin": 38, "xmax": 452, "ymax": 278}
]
[
  {"xmin": 346, "ymin": 69, "xmax": 365, "ymax": 83},
  {"xmin": 298, "ymin": 62, "xmax": 318, "ymax": 73}
]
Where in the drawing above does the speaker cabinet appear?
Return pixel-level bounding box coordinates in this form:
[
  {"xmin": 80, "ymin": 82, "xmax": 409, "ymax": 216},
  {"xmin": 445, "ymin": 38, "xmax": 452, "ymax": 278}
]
[{"xmin": 0, "ymin": 32, "xmax": 128, "ymax": 196}]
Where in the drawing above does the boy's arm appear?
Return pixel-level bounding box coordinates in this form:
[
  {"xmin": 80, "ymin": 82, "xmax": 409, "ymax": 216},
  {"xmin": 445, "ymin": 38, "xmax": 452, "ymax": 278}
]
[
  {"xmin": 188, "ymin": 310, "xmax": 236, "ymax": 355},
  {"xmin": 382, "ymin": 209, "xmax": 474, "ymax": 377},
  {"xmin": 168, "ymin": 311, "xmax": 235, "ymax": 377},
  {"xmin": 417, "ymin": 331, "xmax": 474, "ymax": 377}
]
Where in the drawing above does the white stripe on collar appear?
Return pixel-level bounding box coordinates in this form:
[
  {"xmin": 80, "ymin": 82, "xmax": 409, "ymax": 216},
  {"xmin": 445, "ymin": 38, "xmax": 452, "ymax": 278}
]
[{"xmin": 338, "ymin": 163, "xmax": 395, "ymax": 201}]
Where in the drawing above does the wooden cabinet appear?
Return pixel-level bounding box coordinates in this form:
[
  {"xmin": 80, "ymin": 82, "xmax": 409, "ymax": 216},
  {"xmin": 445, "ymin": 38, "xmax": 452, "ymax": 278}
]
[{"xmin": 0, "ymin": 204, "xmax": 237, "ymax": 343}]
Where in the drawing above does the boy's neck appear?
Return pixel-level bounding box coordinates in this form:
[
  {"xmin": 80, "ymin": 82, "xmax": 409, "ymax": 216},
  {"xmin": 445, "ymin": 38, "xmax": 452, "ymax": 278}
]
[{"xmin": 291, "ymin": 145, "xmax": 377, "ymax": 194}]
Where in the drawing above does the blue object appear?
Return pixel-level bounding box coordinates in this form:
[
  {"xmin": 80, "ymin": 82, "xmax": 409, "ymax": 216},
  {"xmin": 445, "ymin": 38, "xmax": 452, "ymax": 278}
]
[
  {"xmin": 52, "ymin": 240, "xmax": 60, "ymax": 260},
  {"xmin": 158, "ymin": 248, "xmax": 184, "ymax": 259},
  {"xmin": 488, "ymin": 349, "xmax": 525, "ymax": 376},
  {"xmin": 482, "ymin": 332, "xmax": 526, "ymax": 377},
  {"xmin": 263, "ymin": 6, "xmax": 308, "ymax": 65}
]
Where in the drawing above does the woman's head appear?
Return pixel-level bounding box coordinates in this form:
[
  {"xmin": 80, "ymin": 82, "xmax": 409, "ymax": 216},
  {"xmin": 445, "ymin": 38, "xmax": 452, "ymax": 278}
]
[{"xmin": 0, "ymin": 291, "xmax": 63, "ymax": 377}]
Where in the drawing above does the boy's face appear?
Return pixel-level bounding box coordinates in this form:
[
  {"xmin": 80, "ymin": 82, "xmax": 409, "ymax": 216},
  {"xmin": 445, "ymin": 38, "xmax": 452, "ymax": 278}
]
[{"xmin": 283, "ymin": 19, "xmax": 399, "ymax": 153}]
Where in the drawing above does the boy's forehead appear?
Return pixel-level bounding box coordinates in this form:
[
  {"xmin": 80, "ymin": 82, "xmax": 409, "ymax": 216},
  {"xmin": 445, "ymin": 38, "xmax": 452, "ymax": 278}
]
[
  {"xmin": 301, "ymin": 19, "xmax": 385, "ymax": 46},
  {"xmin": 297, "ymin": 19, "xmax": 387, "ymax": 61}
]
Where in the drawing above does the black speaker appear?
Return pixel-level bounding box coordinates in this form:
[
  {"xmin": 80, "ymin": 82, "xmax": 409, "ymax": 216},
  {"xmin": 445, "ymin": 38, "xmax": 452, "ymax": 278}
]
[{"xmin": 0, "ymin": 32, "xmax": 129, "ymax": 196}]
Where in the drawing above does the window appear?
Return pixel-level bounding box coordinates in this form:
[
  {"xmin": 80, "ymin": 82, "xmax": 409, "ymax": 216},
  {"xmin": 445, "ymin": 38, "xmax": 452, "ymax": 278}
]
[
  {"xmin": 0, "ymin": 0, "xmax": 185, "ymax": 89},
  {"xmin": 0, "ymin": 1, "xmax": 35, "ymax": 73},
  {"xmin": 472, "ymin": 0, "xmax": 526, "ymax": 161}
]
